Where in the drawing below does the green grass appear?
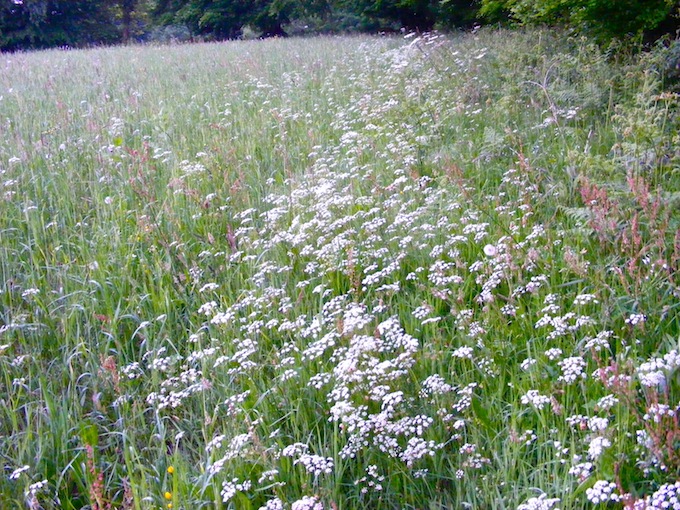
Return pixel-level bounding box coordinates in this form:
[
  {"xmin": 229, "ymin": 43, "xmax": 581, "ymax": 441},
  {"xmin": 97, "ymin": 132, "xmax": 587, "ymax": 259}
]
[{"xmin": 0, "ymin": 30, "xmax": 679, "ymax": 509}]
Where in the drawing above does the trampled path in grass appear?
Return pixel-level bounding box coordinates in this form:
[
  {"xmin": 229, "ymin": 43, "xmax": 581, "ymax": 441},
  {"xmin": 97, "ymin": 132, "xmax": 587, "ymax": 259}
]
[{"xmin": 0, "ymin": 31, "xmax": 678, "ymax": 509}]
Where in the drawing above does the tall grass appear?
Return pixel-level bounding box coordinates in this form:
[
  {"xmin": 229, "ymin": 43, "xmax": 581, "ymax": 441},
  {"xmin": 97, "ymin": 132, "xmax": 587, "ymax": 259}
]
[{"xmin": 0, "ymin": 30, "xmax": 678, "ymax": 509}]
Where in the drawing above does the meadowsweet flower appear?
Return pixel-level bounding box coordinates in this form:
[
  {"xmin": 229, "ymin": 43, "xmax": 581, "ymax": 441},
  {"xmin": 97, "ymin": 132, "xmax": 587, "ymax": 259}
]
[
  {"xmin": 587, "ymin": 417, "xmax": 608, "ymax": 432},
  {"xmin": 568, "ymin": 461, "xmax": 593, "ymax": 481},
  {"xmin": 573, "ymin": 293, "xmax": 598, "ymax": 306},
  {"xmin": 257, "ymin": 469, "xmax": 279, "ymax": 484},
  {"xmin": 557, "ymin": 356, "xmax": 586, "ymax": 384},
  {"xmin": 355, "ymin": 464, "xmax": 385, "ymax": 493},
  {"xmin": 206, "ymin": 434, "xmax": 225, "ymax": 453},
  {"xmin": 291, "ymin": 495, "xmax": 323, "ymax": 510},
  {"xmin": 24, "ymin": 479, "xmax": 48, "ymax": 497},
  {"xmin": 587, "ymin": 436, "xmax": 611, "ymax": 459},
  {"xmin": 520, "ymin": 358, "xmax": 537, "ymax": 371},
  {"xmin": 8, "ymin": 465, "xmax": 30, "ymax": 480},
  {"xmin": 121, "ymin": 362, "xmax": 142, "ymax": 379},
  {"xmin": 625, "ymin": 313, "xmax": 646, "ymax": 326},
  {"xmin": 199, "ymin": 282, "xmax": 219, "ymax": 292},
  {"xmin": 295, "ymin": 454, "xmax": 334, "ymax": 477},
  {"xmin": 259, "ymin": 498, "xmax": 284, "ymax": 510},
  {"xmin": 501, "ymin": 304, "xmax": 517, "ymax": 316},
  {"xmin": 637, "ymin": 359, "xmax": 667, "ymax": 388},
  {"xmin": 544, "ymin": 348, "xmax": 562, "ymax": 360},
  {"xmin": 401, "ymin": 437, "xmax": 439, "ymax": 467},
  {"xmin": 586, "ymin": 480, "xmax": 619, "ymax": 504},
  {"xmin": 638, "ymin": 370, "xmax": 666, "ymax": 387},
  {"xmin": 452, "ymin": 346, "xmax": 474, "ymax": 359},
  {"xmin": 516, "ymin": 493, "xmax": 560, "ymax": 510},
  {"xmin": 420, "ymin": 374, "xmax": 453, "ymax": 396},
  {"xmin": 595, "ymin": 394, "xmax": 618, "ymax": 411},
  {"xmin": 220, "ymin": 478, "xmax": 251, "ymax": 503},
  {"xmin": 281, "ymin": 443, "xmax": 309, "ymax": 458},
  {"xmin": 519, "ymin": 430, "xmax": 537, "ymax": 445},
  {"xmin": 644, "ymin": 481, "xmax": 680, "ymax": 509},
  {"xmin": 583, "ymin": 330, "xmax": 613, "ymax": 351},
  {"xmin": 483, "ymin": 244, "xmax": 497, "ymax": 257},
  {"xmin": 643, "ymin": 403, "xmax": 675, "ymax": 423},
  {"xmin": 21, "ymin": 288, "xmax": 39, "ymax": 298},
  {"xmin": 413, "ymin": 305, "xmax": 432, "ymax": 320},
  {"xmin": 521, "ymin": 390, "xmax": 551, "ymax": 410}
]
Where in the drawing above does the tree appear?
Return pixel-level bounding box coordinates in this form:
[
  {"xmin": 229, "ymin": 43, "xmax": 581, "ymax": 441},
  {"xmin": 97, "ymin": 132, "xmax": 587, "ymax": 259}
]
[
  {"xmin": 0, "ymin": 1, "xmax": 30, "ymax": 51},
  {"xmin": 151, "ymin": 0, "xmax": 258, "ymax": 39},
  {"xmin": 0, "ymin": 0, "xmax": 120, "ymax": 51},
  {"xmin": 479, "ymin": 0, "xmax": 678, "ymax": 39},
  {"xmin": 117, "ymin": 0, "xmax": 137, "ymax": 42},
  {"xmin": 247, "ymin": 0, "xmax": 333, "ymax": 36},
  {"xmin": 334, "ymin": 0, "xmax": 438, "ymax": 31},
  {"xmin": 334, "ymin": 0, "xmax": 479, "ymax": 31},
  {"xmin": 438, "ymin": 0, "xmax": 479, "ymax": 28}
]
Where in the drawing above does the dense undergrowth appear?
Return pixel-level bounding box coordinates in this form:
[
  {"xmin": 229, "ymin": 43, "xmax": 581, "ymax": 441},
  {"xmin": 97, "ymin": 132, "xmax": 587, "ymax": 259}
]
[{"xmin": 0, "ymin": 29, "xmax": 678, "ymax": 509}]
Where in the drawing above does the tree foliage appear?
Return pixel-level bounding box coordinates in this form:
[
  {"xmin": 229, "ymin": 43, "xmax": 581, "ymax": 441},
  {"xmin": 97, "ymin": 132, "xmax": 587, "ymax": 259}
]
[
  {"xmin": 1, "ymin": 0, "xmax": 676, "ymax": 51},
  {"xmin": 480, "ymin": 0, "xmax": 678, "ymax": 39},
  {"xmin": 0, "ymin": 0, "xmax": 145, "ymax": 50}
]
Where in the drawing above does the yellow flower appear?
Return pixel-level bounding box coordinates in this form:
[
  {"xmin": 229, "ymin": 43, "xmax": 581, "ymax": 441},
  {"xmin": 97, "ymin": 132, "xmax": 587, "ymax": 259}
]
[
  {"xmin": 167, "ymin": 505, "xmax": 173, "ymax": 509},
  {"xmin": 164, "ymin": 491, "xmax": 172, "ymax": 500},
  {"xmin": 167, "ymin": 466, "xmax": 175, "ymax": 474}
]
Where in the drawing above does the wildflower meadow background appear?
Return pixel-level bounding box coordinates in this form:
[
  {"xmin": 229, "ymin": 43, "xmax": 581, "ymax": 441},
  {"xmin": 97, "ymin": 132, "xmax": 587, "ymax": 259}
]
[{"xmin": 0, "ymin": 30, "xmax": 679, "ymax": 509}]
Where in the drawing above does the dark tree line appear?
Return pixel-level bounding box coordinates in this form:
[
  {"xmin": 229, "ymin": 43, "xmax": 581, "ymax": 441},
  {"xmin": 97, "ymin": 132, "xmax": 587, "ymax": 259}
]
[
  {"xmin": 0, "ymin": 0, "xmax": 144, "ymax": 50},
  {"xmin": 0, "ymin": 0, "xmax": 677, "ymax": 51},
  {"xmin": 0, "ymin": 0, "xmax": 479, "ymax": 50}
]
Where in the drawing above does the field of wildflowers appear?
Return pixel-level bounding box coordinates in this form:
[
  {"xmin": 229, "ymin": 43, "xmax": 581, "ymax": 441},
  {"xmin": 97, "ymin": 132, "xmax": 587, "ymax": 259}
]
[{"xmin": 0, "ymin": 30, "xmax": 678, "ymax": 509}]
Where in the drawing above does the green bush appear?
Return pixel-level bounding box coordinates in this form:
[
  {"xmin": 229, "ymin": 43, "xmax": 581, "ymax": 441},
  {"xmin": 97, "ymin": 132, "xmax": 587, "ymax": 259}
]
[{"xmin": 480, "ymin": 0, "xmax": 678, "ymax": 40}]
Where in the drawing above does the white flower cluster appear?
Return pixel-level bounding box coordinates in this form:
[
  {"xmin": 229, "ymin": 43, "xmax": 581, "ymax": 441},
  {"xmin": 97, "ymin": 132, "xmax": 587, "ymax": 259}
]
[
  {"xmin": 220, "ymin": 478, "xmax": 252, "ymax": 502},
  {"xmin": 558, "ymin": 356, "xmax": 587, "ymax": 383},
  {"xmin": 420, "ymin": 374, "xmax": 453, "ymax": 397},
  {"xmin": 355, "ymin": 464, "xmax": 385, "ymax": 494},
  {"xmin": 206, "ymin": 434, "xmax": 225, "ymax": 453},
  {"xmin": 583, "ymin": 330, "xmax": 613, "ymax": 352},
  {"xmin": 520, "ymin": 358, "xmax": 537, "ymax": 371},
  {"xmin": 9, "ymin": 465, "xmax": 30, "ymax": 480},
  {"xmin": 587, "ymin": 436, "xmax": 611, "ymax": 460},
  {"xmin": 281, "ymin": 443, "xmax": 309, "ymax": 458},
  {"xmin": 568, "ymin": 461, "xmax": 593, "ymax": 481},
  {"xmin": 572, "ymin": 293, "xmax": 598, "ymax": 306},
  {"xmin": 544, "ymin": 348, "xmax": 563, "ymax": 360},
  {"xmin": 145, "ymin": 368, "xmax": 205, "ymax": 410},
  {"xmin": 625, "ymin": 313, "xmax": 647, "ymax": 326},
  {"xmin": 291, "ymin": 495, "xmax": 324, "ymax": 510},
  {"xmin": 24, "ymin": 479, "xmax": 48, "ymax": 497},
  {"xmin": 259, "ymin": 498, "xmax": 284, "ymax": 510},
  {"xmin": 596, "ymin": 394, "xmax": 618, "ymax": 411},
  {"xmin": 294, "ymin": 454, "xmax": 334, "ymax": 477},
  {"xmin": 643, "ymin": 481, "xmax": 680, "ymax": 509},
  {"xmin": 585, "ymin": 480, "xmax": 620, "ymax": 504},
  {"xmin": 521, "ymin": 390, "xmax": 551, "ymax": 410},
  {"xmin": 517, "ymin": 494, "xmax": 560, "ymax": 510},
  {"xmin": 644, "ymin": 403, "xmax": 676, "ymax": 423},
  {"xmin": 401, "ymin": 437, "xmax": 439, "ymax": 467},
  {"xmin": 637, "ymin": 350, "xmax": 680, "ymax": 387}
]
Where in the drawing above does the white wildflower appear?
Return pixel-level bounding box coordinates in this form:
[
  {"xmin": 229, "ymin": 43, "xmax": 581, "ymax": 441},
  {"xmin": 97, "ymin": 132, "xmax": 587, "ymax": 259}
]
[
  {"xmin": 586, "ymin": 480, "xmax": 619, "ymax": 505},
  {"xmin": 516, "ymin": 493, "xmax": 561, "ymax": 510},
  {"xmin": 521, "ymin": 390, "xmax": 551, "ymax": 410}
]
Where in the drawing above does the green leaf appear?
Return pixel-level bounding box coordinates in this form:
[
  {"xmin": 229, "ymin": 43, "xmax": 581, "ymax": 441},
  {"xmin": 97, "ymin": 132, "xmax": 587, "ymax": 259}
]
[{"xmin": 79, "ymin": 421, "xmax": 99, "ymax": 448}]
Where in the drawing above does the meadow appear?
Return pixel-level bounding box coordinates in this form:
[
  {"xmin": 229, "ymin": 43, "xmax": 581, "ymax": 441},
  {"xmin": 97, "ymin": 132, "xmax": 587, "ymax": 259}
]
[{"xmin": 0, "ymin": 30, "xmax": 678, "ymax": 509}]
